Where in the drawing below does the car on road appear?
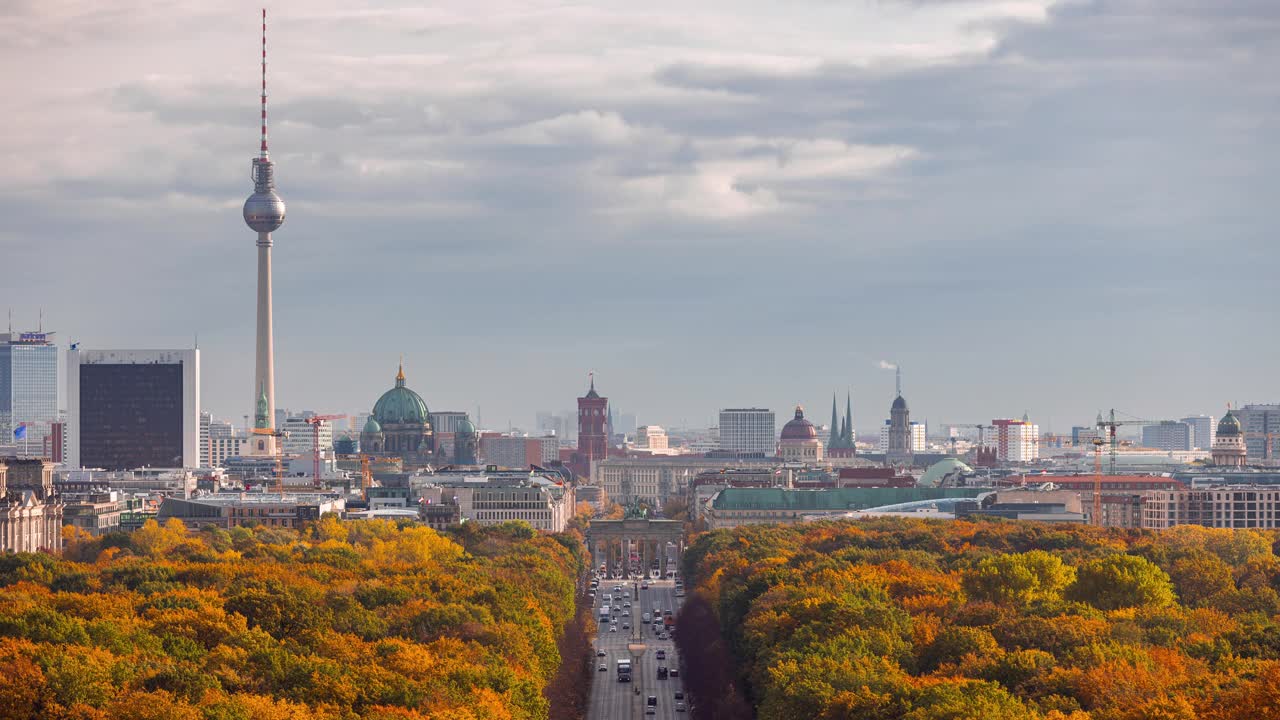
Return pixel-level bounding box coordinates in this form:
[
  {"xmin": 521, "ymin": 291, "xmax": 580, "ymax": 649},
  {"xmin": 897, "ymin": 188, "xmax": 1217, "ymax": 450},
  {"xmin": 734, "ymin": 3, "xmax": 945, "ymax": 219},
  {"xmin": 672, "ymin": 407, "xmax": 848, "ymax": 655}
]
[
  {"xmin": 609, "ymin": 626, "xmax": 616, "ymax": 632},
  {"xmin": 647, "ymin": 696, "xmax": 657, "ymax": 707},
  {"xmin": 622, "ymin": 623, "xmax": 630, "ymax": 629},
  {"xmin": 655, "ymin": 649, "xmax": 666, "ymax": 660},
  {"xmin": 657, "ymin": 666, "xmax": 667, "ymax": 679},
  {"xmin": 641, "ymin": 582, "xmax": 649, "ymax": 589},
  {"xmin": 598, "ymin": 664, "xmax": 607, "ymax": 672},
  {"xmin": 659, "ymin": 633, "xmax": 669, "ymax": 640},
  {"xmin": 597, "ymin": 650, "xmax": 606, "ymax": 657},
  {"xmin": 670, "ymin": 668, "xmax": 680, "ymax": 677},
  {"xmin": 674, "ymin": 691, "xmax": 684, "ymax": 699},
  {"xmin": 645, "ymin": 710, "xmax": 655, "ymax": 716},
  {"xmin": 676, "ymin": 702, "xmax": 687, "ymax": 712}
]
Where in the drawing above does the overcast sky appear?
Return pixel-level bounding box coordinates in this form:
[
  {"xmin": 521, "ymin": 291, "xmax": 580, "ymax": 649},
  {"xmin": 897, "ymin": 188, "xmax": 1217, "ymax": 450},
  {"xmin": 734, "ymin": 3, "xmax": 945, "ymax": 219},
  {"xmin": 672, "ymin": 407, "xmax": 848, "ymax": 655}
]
[{"xmin": 2, "ymin": 0, "xmax": 1276, "ymax": 434}]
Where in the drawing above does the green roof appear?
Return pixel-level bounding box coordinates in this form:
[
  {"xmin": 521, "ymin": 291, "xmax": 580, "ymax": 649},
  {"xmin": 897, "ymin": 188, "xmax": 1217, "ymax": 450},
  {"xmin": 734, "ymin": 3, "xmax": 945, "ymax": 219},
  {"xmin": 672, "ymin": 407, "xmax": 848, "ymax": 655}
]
[
  {"xmin": 918, "ymin": 459, "xmax": 974, "ymax": 488},
  {"xmin": 711, "ymin": 487, "xmax": 988, "ymax": 512}
]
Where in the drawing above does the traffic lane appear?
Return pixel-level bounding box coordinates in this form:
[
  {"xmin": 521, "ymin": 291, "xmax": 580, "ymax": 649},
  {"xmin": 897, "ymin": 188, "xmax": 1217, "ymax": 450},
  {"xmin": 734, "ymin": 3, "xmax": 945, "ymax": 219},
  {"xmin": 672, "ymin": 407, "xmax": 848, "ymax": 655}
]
[
  {"xmin": 588, "ymin": 584, "xmax": 623, "ymax": 719},
  {"xmin": 633, "ymin": 581, "xmax": 684, "ymax": 719},
  {"xmin": 589, "ymin": 581, "xmax": 646, "ymax": 720}
]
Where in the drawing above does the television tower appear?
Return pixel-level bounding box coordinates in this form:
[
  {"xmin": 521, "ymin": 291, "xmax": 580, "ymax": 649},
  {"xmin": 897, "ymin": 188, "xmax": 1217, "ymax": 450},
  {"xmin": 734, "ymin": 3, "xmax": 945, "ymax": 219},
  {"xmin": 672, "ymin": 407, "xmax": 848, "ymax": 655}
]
[{"xmin": 242, "ymin": 8, "xmax": 286, "ymax": 451}]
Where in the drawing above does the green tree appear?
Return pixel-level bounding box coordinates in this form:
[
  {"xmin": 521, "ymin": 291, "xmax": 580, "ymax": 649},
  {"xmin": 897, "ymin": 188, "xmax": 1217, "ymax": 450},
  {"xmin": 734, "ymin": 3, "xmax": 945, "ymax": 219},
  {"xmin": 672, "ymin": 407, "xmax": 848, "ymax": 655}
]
[
  {"xmin": 964, "ymin": 551, "xmax": 1077, "ymax": 605},
  {"xmin": 1068, "ymin": 554, "xmax": 1176, "ymax": 611}
]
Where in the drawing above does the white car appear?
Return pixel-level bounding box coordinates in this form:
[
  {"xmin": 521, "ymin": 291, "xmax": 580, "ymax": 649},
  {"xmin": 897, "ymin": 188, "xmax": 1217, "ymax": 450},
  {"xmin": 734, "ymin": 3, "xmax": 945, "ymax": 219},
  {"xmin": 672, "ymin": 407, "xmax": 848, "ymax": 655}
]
[
  {"xmin": 599, "ymin": 664, "xmax": 608, "ymax": 672},
  {"xmin": 609, "ymin": 626, "xmax": 617, "ymax": 632}
]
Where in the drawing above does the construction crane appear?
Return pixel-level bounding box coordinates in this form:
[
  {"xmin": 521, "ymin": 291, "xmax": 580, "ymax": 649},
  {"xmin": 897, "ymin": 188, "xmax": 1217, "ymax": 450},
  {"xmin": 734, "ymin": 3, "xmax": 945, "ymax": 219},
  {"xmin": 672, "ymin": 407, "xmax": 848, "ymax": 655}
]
[
  {"xmin": 1092, "ymin": 437, "xmax": 1105, "ymax": 526},
  {"xmin": 250, "ymin": 427, "xmax": 289, "ymax": 492},
  {"xmin": 939, "ymin": 423, "xmax": 995, "ymax": 454},
  {"xmin": 1095, "ymin": 409, "xmax": 1180, "ymax": 475},
  {"xmin": 303, "ymin": 415, "xmax": 347, "ymax": 488}
]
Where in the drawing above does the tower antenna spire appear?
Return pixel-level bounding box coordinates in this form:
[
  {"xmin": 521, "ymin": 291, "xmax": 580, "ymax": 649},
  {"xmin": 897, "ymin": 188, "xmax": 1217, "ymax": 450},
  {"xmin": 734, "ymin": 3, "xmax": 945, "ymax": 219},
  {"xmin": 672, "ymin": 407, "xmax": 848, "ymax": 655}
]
[
  {"xmin": 895, "ymin": 366, "xmax": 902, "ymax": 397},
  {"xmin": 260, "ymin": 8, "xmax": 269, "ymax": 159}
]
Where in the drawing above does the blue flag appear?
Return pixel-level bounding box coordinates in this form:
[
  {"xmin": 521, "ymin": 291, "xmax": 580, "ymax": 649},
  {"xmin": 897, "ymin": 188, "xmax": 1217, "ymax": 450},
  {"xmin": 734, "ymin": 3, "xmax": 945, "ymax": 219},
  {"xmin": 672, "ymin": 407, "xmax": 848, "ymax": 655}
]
[{"xmin": 13, "ymin": 425, "xmax": 26, "ymax": 440}]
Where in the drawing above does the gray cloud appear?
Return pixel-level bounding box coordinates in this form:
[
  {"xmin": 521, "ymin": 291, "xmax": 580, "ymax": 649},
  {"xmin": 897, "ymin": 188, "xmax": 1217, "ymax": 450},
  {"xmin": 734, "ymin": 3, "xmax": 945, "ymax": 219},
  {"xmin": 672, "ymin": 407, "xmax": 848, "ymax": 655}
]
[{"xmin": 1, "ymin": 0, "xmax": 1276, "ymax": 430}]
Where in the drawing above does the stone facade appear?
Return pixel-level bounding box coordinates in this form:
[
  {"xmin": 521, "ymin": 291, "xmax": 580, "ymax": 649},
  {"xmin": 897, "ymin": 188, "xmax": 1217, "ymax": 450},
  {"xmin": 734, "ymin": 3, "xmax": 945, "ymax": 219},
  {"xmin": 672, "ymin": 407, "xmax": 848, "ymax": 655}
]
[{"xmin": 0, "ymin": 457, "xmax": 63, "ymax": 553}]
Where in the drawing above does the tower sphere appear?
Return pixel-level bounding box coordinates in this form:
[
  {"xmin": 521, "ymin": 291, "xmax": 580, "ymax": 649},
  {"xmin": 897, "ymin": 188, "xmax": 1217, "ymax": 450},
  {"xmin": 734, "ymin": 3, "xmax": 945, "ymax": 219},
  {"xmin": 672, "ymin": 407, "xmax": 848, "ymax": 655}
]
[
  {"xmin": 243, "ymin": 188, "xmax": 286, "ymax": 233},
  {"xmin": 244, "ymin": 189, "xmax": 286, "ymax": 233}
]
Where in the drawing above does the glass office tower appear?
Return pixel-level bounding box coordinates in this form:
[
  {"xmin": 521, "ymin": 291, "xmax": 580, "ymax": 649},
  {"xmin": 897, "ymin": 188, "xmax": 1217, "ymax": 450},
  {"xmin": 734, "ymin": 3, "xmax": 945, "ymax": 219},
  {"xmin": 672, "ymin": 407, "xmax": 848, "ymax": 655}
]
[{"xmin": 0, "ymin": 331, "xmax": 58, "ymax": 454}]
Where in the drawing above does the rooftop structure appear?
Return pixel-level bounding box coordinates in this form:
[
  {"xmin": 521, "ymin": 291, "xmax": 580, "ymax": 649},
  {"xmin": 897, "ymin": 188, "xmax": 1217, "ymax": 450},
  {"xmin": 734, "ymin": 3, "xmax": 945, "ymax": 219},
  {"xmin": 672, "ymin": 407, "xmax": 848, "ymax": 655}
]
[
  {"xmin": 157, "ymin": 492, "xmax": 343, "ymax": 530},
  {"xmin": 703, "ymin": 486, "xmax": 990, "ymax": 529}
]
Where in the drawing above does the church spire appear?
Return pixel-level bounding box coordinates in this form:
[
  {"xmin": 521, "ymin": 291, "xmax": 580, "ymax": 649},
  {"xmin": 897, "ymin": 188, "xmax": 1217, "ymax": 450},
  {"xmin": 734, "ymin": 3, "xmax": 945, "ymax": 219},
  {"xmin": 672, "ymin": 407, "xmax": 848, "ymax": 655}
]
[
  {"xmin": 829, "ymin": 393, "xmax": 840, "ymax": 447},
  {"xmin": 395, "ymin": 356, "xmax": 406, "ymax": 387},
  {"xmin": 844, "ymin": 391, "xmax": 854, "ymax": 445}
]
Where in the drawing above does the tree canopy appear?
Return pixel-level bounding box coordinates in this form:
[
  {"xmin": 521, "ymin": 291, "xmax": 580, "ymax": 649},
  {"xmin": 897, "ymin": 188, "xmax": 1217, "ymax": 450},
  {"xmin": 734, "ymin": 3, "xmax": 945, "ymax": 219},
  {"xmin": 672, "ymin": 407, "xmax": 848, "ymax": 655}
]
[
  {"xmin": 678, "ymin": 518, "xmax": 1280, "ymax": 720},
  {"xmin": 0, "ymin": 517, "xmax": 583, "ymax": 720}
]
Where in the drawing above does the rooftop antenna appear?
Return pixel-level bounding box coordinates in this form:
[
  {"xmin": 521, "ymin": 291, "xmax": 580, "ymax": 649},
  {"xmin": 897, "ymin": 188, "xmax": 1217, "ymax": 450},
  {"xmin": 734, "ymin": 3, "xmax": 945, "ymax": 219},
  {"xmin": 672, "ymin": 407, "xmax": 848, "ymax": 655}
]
[
  {"xmin": 260, "ymin": 8, "xmax": 269, "ymax": 160},
  {"xmin": 38, "ymin": 308, "xmax": 43, "ymax": 332},
  {"xmin": 895, "ymin": 365, "xmax": 902, "ymax": 397},
  {"xmin": 7, "ymin": 308, "xmax": 11, "ymax": 334}
]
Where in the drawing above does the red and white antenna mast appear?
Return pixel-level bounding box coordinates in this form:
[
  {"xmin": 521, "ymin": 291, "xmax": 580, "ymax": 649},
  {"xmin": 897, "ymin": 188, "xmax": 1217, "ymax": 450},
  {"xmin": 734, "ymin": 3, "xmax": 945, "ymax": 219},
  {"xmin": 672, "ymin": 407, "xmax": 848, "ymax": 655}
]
[{"xmin": 260, "ymin": 7, "xmax": 269, "ymax": 159}]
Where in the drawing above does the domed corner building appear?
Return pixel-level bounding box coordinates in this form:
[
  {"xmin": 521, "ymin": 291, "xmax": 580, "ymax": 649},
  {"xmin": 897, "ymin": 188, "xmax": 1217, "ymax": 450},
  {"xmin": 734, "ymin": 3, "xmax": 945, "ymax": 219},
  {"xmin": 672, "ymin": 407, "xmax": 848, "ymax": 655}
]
[
  {"xmin": 918, "ymin": 458, "xmax": 974, "ymax": 488},
  {"xmin": 1211, "ymin": 408, "xmax": 1247, "ymax": 468},
  {"xmin": 360, "ymin": 362, "xmax": 436, "ymax": 464},
  {"xmin": 779, "ymin": 405, "xmax": 824, "ymax": 463}
]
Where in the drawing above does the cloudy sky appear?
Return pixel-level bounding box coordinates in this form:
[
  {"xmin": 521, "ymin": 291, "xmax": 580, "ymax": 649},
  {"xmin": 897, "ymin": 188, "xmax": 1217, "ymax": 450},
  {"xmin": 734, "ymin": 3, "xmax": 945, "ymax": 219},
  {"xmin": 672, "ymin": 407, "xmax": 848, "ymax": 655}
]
[{"xmin": 2, "ymin": 0, "xmax": 1276, "ymax": 434}]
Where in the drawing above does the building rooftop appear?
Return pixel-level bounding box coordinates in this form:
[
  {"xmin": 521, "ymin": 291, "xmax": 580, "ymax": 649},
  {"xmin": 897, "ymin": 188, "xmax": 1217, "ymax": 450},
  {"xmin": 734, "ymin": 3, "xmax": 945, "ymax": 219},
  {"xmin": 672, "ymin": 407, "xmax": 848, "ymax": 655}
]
[
  {"xmin": 710, "ymin": 486, "xmax": 990, "ymax": 512},
  {"xmin": 185, "ymin": 492, "xmax": 342, "ymax": 505}
]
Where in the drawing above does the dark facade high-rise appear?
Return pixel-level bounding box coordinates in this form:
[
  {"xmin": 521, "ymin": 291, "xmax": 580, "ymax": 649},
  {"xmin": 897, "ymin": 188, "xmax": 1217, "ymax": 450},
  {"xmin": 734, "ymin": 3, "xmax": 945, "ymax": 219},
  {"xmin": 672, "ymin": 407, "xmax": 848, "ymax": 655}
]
[{"xmin": 67, "ymin": 349, "xmax": 200, "ymax": 470}]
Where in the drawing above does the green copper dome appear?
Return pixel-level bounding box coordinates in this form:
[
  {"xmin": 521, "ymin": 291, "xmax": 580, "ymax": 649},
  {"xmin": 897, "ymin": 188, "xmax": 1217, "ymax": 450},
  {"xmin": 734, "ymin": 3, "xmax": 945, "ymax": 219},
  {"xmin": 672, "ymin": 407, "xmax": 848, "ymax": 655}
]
[
  {"xmin": 1218, "ymin": 410, "xmax": 1242, "ymax": 437},
  {"xmin": 456, "ymin": 417, "xmax": 478, "ymax": 435},
  {"xmin": 363, "ymin": 416, "xmax": 382, "ymax": 433},
  {"xmin": 372, "ymin": 362, "xmax": 431, "ymax": 425}
]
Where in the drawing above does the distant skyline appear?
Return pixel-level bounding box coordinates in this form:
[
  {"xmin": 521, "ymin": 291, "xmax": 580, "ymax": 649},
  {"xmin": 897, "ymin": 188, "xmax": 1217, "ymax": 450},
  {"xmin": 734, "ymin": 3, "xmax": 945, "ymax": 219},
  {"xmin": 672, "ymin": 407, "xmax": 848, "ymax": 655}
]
[{"xmin": 3, "ymin": 1, "xmax": 1276, "ymax": 432}]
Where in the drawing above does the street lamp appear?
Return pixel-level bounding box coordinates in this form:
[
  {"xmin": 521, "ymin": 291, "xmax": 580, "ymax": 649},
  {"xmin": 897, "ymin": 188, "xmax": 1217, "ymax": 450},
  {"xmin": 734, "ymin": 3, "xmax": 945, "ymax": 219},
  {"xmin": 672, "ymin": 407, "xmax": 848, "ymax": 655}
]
[{"xmin": 627, "ymin": 640, "xmax": 647, "ymax": 720}]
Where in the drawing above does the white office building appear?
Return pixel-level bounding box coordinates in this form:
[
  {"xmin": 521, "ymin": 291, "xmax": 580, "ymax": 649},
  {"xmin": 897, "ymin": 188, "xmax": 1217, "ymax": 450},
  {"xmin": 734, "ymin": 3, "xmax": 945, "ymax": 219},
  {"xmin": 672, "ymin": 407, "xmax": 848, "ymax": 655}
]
[
  {"xmin": 281, "ymin": 415, "xmax": 334, "ymax": 459},
  {"xmin": 878, "ymin": 421, "xmax": 926, "ymax": 453},
  {"xmin": 990, "ymin": 418, "xmax": 1039, "ymax": 462},
  {"xmin": 415, "ymin": 470, "xmax": 575, "ymax": 532},
  {"xmin": 633, "ymin": 425, "xmax": 669, "ymax": 451},
  {"xmin": 719, "ymin": 408, "xmax": 776, "ymax": 456},
  {"xmin": 1180, "ymin": 415, "xmax": 1216, "ymax": 451},
  {"xmin": 1142, "ymin": 421, "xmax": 1193, "ymax": 452}
]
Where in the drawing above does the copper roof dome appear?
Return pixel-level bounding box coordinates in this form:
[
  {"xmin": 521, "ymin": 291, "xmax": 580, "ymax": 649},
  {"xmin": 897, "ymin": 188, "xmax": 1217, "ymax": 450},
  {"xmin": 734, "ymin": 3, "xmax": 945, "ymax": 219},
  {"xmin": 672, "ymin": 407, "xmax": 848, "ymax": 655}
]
[{"xmin": 780, "ymin": 405, "xmax": 818, "ymax": 441}]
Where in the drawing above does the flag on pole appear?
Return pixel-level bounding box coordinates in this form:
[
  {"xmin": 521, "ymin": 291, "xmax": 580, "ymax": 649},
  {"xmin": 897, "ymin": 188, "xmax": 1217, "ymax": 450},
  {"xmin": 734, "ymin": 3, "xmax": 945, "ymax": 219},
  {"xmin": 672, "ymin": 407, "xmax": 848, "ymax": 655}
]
[{"xmin": 14, "ymin": 425, "xmax": 26, "ymax": 440}]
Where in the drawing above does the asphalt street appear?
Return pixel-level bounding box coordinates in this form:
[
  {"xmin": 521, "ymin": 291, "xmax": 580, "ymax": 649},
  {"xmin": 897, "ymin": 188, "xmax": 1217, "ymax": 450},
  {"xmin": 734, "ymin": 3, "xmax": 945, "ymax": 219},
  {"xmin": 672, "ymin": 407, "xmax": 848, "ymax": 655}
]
[{"xmin": 586, "ymin": 577, "xmax": 687, "ymax": 720}]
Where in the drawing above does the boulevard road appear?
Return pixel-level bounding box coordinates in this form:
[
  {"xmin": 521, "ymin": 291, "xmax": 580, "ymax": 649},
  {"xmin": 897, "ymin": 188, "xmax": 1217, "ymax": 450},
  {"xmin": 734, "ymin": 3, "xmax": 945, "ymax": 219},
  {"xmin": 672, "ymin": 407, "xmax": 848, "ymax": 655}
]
[{"xmin": 586, "ymin": 578, "xmax": 687, "ymax": 720}]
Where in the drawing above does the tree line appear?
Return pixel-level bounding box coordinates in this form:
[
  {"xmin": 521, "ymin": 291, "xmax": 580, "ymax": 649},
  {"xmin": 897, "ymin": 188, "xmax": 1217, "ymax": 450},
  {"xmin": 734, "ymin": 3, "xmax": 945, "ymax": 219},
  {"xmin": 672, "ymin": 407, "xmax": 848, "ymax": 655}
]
[
  {"xmin": 0, "ymin": 516, "xmax": 585, "ymax": 720},
  {"xmin": 677, "ymin": 518, "xmax": 1280, "ymax": 720}
]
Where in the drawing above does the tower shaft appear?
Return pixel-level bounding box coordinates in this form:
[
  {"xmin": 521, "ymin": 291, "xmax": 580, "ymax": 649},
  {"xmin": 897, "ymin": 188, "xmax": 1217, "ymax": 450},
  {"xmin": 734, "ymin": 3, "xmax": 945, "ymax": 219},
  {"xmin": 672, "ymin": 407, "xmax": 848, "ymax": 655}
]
[{"xmin": 255, "ymin": 232, "xmax": 275, "ymax": 449}]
